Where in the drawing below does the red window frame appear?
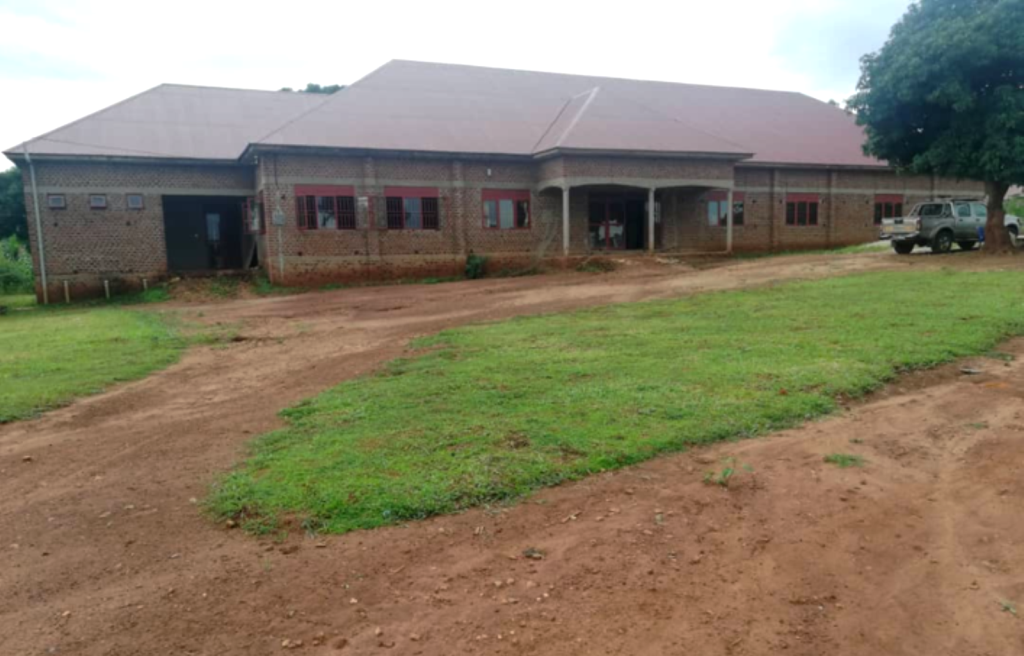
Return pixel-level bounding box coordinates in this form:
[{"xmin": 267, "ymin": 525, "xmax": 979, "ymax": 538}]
[
  {"xmin": 873, "ymin": 194, "xmax": 904, "ymax": 225},
  {"xmin": 384, "ymin": 187, "xmax": 440, "ymax": 230},
  {"xmin": 706, "ymin": 191, "xmax": 745, "ymax": 227},
  {"xmin": 294, "ymin": 185, "xmax": 356, "ymax": 231},
  {"xmin": 88, "ymin": 194, "xmax": 108, "ymax": 210},
  {"xmin": 785, "ymin": 194, "xmax": 819, "ymax": 226},
  {"xmin": 481, "ymin": 189, "xmax": 531, "ymax": 230},
  {"xmin": 46, "ymin": 194, "xmax": 66, "ymax": 210}
]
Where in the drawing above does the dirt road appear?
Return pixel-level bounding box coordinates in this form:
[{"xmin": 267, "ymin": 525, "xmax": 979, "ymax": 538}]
[{"xmin": 2, "ymin": 251, "xmax": 1023, "ymax": 655}]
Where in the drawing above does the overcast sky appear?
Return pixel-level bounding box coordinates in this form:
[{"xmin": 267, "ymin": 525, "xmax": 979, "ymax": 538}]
[{"xmin": 0, "ymin": 0, "xmax": 914, "ymax": 168}]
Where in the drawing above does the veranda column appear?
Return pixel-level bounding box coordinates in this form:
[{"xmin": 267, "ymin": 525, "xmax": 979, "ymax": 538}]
[
  {"xmin": 647, "ymin": 187, "xmax": 656, "ymax": 253},
  {"xmin": 726, "ymin": 188, "xmax": 734, "ymax": 254},
  {"xmin": 562, "ymin": 186, "xmax": 571, "ymax": 256}
]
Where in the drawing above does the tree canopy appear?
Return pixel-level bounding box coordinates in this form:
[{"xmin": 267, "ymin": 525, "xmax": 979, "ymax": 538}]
[
  {"xmin": 0, "ymin": 167, "xmax": 27, "ymax": 241},
  {"xmin": 279, "ymin": 83, "xmax": 344, "ymax": 94},
  {"xmin": 847, "ymin": 0, "xmax": 1024, "ymax": 251}
]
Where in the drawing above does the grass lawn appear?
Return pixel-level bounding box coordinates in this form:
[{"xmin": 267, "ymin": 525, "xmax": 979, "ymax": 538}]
[
  {"xmin": 0, "ymin": 294, "xmax": 38, "ymax": 309},
  {"xmin": 210, "ymin": 270, "xmax": 1024, "ymax": 534},
  {"xmin": 0, "ymin": 305, "xmax": 185, "ymax": 423}
]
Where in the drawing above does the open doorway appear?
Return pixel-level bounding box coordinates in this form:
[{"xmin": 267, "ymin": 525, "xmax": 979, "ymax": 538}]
[
  {"xmin": 162, "ymin": 196, "xmax": 246, "ymax": 272},
  {"xmin": 588, "ymin": 193, "xmax": 647, "ymax": 250}
]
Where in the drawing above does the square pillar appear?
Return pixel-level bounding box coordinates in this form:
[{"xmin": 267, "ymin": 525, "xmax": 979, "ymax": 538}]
[
  {"xmin": 726, "ymin": 188, "xmax": 734, "ymax": 254},
  {"xmin": 647, "ymin": 187, "xmax": 656, "ymax": 253},
  {"xmin": 562, "ymin": 186, "xmax": 571, "ymax": 256}
]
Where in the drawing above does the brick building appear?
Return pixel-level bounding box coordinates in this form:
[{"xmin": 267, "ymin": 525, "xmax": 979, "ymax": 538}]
[{"xmin": 7, "ymin": 60, "xmax": 983, "ymax": 301}]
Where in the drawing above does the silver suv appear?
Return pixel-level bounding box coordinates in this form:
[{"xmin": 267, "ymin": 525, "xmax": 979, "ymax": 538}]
[{"xmin": 881, "ymin": 199, "xmax": 1018, "ymax": 254}]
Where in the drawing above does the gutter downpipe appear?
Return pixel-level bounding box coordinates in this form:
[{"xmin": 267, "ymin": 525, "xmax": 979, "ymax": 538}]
[{"xmin": 23, "ymin": 144, "xmax": 49, "ymax": 304}]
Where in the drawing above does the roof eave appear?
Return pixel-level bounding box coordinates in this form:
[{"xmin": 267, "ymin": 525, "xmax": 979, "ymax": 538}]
[
  {"xmin": 245, "ymin": 143, "xmax": 537, "ymax": 163},
  {"xmin": 532, "ymin": 147, "xmax": 754, "ymax": 162},
  {"xmin": 3, "ymin": 151, "xmax": 247, "ymax": 167},
  {"xmin": 738, "ymin": 160, "xmax": 891, "ymax": 171}
]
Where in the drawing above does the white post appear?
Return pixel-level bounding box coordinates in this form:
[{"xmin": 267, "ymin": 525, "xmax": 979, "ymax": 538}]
[
  {"xmin": 647, "ymin": 187, "xmax": 656, "ymax": 253},
  {"xmin": 23, "ymin": 146, "xmax": 48, "ymax": 304},
  {"xmin": 277, "ymin": 225, "xmax": 285, "ymax": 283},
  {"xmin": 726, "ymin": 188, "xmax": 734, "ymax": 254},
  {"xmin": 562, "ymin": 186, "xmax": 571, "ymax": 257}
]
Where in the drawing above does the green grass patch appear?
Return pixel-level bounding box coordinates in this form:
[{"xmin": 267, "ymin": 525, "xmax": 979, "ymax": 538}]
[
  {"xmin": 823, "ymin": 453, "xmax": 866, "ymax": 468},
  {"xmin": 0, "ymin": 306, "xmax": 187, "ymax": 422},
  {"xmin": 0, "ymin": 293, "xmax": 37, "ymax": 309},
  {"xmin": 209, "ymin": 270, "xmax": 1024, "ymax": 534}
]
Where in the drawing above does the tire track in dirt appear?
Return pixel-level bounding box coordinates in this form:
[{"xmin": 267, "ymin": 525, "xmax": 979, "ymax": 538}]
[{"xmin": 2, "ymin": 251, "xmax": 1023, "ymax": 655}]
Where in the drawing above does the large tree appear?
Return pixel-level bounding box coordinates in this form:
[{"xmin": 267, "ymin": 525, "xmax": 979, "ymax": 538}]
[
  {"xmin": 848, "ymin": 0, "xmax": 1024, "ymax": 252},
  {"xmin": 0, "ymin": 167, "xmax": 27, "ymax": 241}
]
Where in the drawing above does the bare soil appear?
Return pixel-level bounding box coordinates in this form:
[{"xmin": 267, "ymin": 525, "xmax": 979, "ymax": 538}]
[{"xmin": 2, "ymin": 250, "xmax": 1023, "ymax": 655}]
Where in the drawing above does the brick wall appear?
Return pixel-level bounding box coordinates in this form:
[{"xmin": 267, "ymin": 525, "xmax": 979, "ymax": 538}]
[
  {"xmin": 22, "ymin": 153, "xmax": 987, "ymax": 300},
  {"xmin": 22, "ymin": 160, "xmax": 253, "ymax": 300},
  {"xmin": 257, "ymin": 153, "xmax": 555, "ymax": 283}
]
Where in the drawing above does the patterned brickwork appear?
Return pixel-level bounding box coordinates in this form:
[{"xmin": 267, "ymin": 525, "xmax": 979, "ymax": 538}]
[
  {"xmin": 23, "ymin": 153, "xmax": 986, "ymax": 299},
  {"xmin": 23, "ymin": 161, "xmax": 253, "ymax": 300}
]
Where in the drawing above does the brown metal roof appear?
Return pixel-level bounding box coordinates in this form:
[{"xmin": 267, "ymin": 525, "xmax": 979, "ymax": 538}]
[
  {"xmin": 5, "ymin": 84, "xmax": 329, "ymax": 161},
  {"xmin": 7, "ymin": 61, "xmax": 883, "ymax": 168},
  {"xmin": 259, "ymin": 60, "xmax": 882, "ymax": 167}
]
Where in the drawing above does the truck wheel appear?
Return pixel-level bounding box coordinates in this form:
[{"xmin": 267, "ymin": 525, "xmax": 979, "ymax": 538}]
[
  {"xmin": 932, "ymin": 230, "xmax": 953, "ymax": 254},
  {"xmin": 958, "ymin": 241, "xmax": 977, "ymax": 251},
  {"xmin": 892, "ymin": 241, "xmax": 914, "ymax": 255},
  {"xmin": 1010, "ymin": 225, "xmax": 1019, "ymax": 244}
]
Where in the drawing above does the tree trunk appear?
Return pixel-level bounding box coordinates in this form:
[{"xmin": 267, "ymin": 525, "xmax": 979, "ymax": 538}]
[{"xmin": 983, "ymin": 181, "xmax": 1012, "ymax": 254}]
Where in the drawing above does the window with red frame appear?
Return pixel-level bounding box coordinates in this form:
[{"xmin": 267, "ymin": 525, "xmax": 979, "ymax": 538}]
[
  {"xmin": 294, "ymin": 185, "xmax": 357, "ymax": 230},
  {"xmin": 705, "ymin": 191, "xmax": 745, "ymax": 227},
  {"xmin": 873, "ymin": 194, "xmax": 904, "ymax": 225},
  {"xmin": 482, "ymin": 190, "xmax": 530, "ymax": 229},
  {"xmin": 785, "ymin": 194, "xmax": 819, "ymax": 226},
  {"xmin": 384, "ymin": 187, "xmax": 440, "ymax": 230}
]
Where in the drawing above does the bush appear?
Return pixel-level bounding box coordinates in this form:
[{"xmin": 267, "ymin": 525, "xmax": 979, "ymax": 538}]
[
  {"xmin": 0, "ymin": 236, "xmax": 33, "ymax": 294},
  {"xmin": 575, "ymin": 257, "xmax": 617, "ymax": 273},
  {"xmin": 465, "ymin": 254, "xmax": 488, "ymax": 280}
]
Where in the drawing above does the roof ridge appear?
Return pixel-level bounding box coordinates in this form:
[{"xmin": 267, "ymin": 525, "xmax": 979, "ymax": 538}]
[
  {"xmin": 552, "ymin": 87, "xmax": 601, "ymax": 149},
  {"xmin": 159, "ymin": 83, "xmax": 315, "ymax": 95},
  {"xmin": 252, "ymin": 60, "xmax": 391, "ymax": 147},
  {"xmin": 387, "ymin": 59, "xmax": 805, "ymax": 96},
  {"xmin": 530, "ymin": 87, "xmax": 598, "ymax": 153}
]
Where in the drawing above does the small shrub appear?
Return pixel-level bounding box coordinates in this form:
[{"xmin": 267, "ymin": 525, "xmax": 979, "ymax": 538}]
[
  {"xmin": 0, "ymin": 236, "xmax": 33, "ymax": 294},
  {"xmin": 823, "ymin": 453, "xmax": 865, "ymax": 468},
  {"xmin": 575, "ymin": 257, "xmax": 617, "ymax": 273},
  {"xmin": 465, "ymin": 254, "xmax": 488, "ymax": 280},
  {"xmin": 703, "ymin": 457, "xmax": 754, "ymax": 487}
]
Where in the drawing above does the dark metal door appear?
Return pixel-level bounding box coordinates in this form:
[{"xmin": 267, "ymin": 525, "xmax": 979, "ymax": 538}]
[
  {"xmin": 163, "ymin": 197, "xmax": 209, "ymax": 271},
  {"xmin": 162, "ymin": 196, "xmax": 245, "ymax": 272}
]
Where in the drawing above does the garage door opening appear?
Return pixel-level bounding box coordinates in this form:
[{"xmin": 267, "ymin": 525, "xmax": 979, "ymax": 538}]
[{"xmin": 162, "ymin": 196, "xmax": 248, "ymax": 272}]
